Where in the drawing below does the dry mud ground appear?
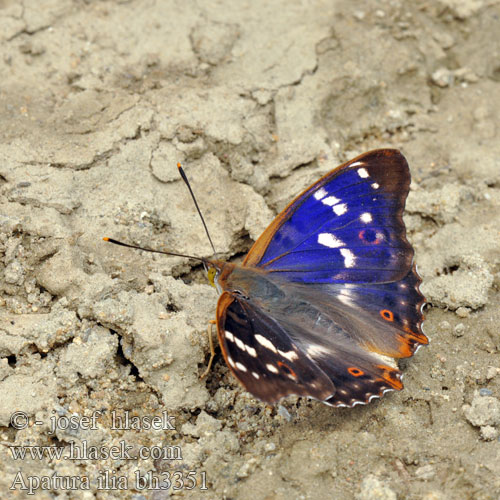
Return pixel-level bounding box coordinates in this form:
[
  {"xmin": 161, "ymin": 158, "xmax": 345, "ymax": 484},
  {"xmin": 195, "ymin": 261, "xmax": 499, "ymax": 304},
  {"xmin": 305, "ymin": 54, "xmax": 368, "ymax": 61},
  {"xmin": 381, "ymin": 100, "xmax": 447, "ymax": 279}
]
[{"xmin": 1, "ymin": 0, "xmax": 500, "ymax": 499}]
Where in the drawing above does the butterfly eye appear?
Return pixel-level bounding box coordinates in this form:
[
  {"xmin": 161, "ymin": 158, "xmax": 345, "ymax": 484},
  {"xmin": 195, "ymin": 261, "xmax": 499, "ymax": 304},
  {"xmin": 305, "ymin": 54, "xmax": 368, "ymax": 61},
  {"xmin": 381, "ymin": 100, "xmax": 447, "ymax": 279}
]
[{"xmin": 207, "ymin": 267, "xmax": 217, "ymax": 287}]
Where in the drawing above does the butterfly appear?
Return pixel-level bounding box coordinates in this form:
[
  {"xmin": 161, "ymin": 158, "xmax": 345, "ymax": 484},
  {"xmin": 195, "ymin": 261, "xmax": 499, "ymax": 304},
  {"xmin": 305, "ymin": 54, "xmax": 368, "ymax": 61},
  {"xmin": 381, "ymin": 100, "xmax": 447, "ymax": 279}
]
[
  {"xmin": 105, "ymin": 149, "xmax": 427, "ymax": 408},
  {"xmin": 203, "ymin": 149, "xmax": 427, "ymax": 407}
]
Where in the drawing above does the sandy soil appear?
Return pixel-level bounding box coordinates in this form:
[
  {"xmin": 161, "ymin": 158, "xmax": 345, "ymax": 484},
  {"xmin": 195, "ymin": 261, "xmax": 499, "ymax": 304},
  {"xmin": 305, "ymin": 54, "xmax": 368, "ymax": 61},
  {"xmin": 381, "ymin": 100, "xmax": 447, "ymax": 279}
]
[{"xmin": 1, "ymin": 0, "xmax": 500, "ymax": 499}]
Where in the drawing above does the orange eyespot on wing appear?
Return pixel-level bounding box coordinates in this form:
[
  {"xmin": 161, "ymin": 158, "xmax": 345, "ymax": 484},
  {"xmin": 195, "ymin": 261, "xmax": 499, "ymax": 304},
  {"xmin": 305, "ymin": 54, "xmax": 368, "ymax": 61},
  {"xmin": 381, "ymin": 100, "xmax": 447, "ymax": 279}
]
[
  {"xmin": 358, "ymin": 229, "xmax": 384, "ymax": 245},
  {"xmin": 380, "ymin": 309, "xmax": 394, "ymax": 322},
  {"xmin": 347, "ymin": 367, "xmax": 365, "ymax": 377}
]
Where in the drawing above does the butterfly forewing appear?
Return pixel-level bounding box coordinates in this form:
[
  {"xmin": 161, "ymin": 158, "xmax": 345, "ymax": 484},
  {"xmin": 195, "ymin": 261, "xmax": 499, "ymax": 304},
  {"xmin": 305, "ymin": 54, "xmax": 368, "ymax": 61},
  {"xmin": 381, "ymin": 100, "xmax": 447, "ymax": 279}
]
[
  {"xmin": 216, "ymin": 291, "xmax": 335, "ymax": 403},
  {"xmin": 244, "ymin": 149, "xmax": 413, "ymax": 284}
]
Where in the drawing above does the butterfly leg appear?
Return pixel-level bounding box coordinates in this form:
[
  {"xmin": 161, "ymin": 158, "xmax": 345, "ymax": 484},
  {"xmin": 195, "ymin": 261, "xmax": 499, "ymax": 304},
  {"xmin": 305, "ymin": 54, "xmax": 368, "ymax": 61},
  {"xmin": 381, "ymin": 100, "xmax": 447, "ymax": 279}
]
[{"xmin": 200, "ymin": 320, "xmax": 217, "ymax": 380}]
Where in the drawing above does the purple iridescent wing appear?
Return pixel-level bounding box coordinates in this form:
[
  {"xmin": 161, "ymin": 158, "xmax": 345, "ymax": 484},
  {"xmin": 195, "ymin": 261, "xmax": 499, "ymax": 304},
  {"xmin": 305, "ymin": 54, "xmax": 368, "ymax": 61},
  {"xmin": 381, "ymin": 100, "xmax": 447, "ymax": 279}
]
[
  {"xmin": 244, "ymin": 149, "xmax": 413, "ymax": 284},
  {"xmin": 216, "ymin": 149, "xmax": 428, "ymax": 406},
  {"xmin": 244, "ymin": 149, "xmax": 427, "ymax": 361}
]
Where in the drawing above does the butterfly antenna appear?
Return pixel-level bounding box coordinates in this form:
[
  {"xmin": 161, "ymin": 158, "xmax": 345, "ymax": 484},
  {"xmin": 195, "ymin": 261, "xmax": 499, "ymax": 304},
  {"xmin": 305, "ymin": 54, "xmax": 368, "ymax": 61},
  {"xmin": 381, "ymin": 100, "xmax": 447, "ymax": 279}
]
[
  {"xmin": 103, "ymin": 237, "xmax": 206, "ymax": 263},
  {"xmin": 177, "ymin": 162, "xmax": 217, "ymax": 257}
]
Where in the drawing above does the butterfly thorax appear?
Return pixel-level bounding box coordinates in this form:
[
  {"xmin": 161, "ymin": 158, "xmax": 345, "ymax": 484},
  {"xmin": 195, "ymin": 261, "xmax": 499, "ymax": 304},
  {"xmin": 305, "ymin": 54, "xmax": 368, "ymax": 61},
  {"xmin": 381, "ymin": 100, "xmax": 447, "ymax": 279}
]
[
  {"xmin": 223, "ymin": 266, "xmax": 285, "ymax": 301},
  {"xmin": 213, "ymin": 264, "xmax": 339, "ymax": 337},
  {"xmin": 207, "ymin": 261, "xmax": 277, "ymax": 299}
]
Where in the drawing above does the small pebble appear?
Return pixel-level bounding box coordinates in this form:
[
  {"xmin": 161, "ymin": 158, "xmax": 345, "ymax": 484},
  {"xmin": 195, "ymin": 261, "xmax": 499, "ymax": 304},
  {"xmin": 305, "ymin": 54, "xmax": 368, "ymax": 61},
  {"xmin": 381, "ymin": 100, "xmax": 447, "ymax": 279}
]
[
  {"xmin": 415, "ymin": 464, "xmax": 435, "ymax": 480},
  {"xmin": 356, "ymin": 475, "xmax": 396, "ymax": 500},
  {"xmin": 455, "ymin": 307, "xmax": 470, "ymax": 318},
  {"xmin": 439, "ymin": 321, "xmax": 451, "ymax": 333},
  {"xmin": 431, "ymin": 67, "xmax": 453, "ymax": 87},
  {"xmin": 454, "ymin": 67, "xmax": 479, "ymax": 83},
  {"xmin": 479, "ymin": 388, "xmax": 493, "ymax": 397},
  {"xmin": 480, "ymin": 425, "xmax": 498, "ymax": 441},
  {"xmin": 277, "ymin": 404, "xmax": 292, "ymax": 422},
  {"xmin": 264, "ymin": 442, "xmax": 276, "ymax": 452},
  {"xmin": 486, "ymin": 367, "xmax": 500, "ymax": 380},
  {"xmin": 433, "ymin": 31, "xmax": 455, "ymax": 49}
]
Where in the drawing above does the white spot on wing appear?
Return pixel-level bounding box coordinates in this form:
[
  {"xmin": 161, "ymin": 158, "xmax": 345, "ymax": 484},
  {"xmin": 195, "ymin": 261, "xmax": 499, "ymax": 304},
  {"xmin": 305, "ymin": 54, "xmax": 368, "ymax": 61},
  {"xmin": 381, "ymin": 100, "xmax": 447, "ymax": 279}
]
[
  {"xmin": 227, "ymin": 355, "xmax": 235, "ymax": 368},
  {"xmin": 314, "ymin": 187, "xmax": 327, "ymax": 200},
  {"xmin": 252, "ymin": 371, "xmax": 260, "ymax": 379},
  {"xmin": 333, "ymin": 203, "xmax": 347, "ymax": 216},
  {"xmin": 340, "ymin": 248, "xmax": 356, "ymax": 268},
  {"xmin": 235, "ymin": 362, "xmax": 248, "ymax": 372},
  {"xmin": 306, "ymin": 344, "xmax": 330, "ymax": 357},
  {"xmin": 318, "ymin": 233, "xmax": 344, "ymax": 248},
  {"xmin": 255, "ymin": 334, "xmax": 278, "ymax": 353},
  {"xmin": 372, "ymin": 182, "xmax": 379, "ymax": 189},
  {"xmin": 360, "ymin": 212, "xmax": 372, "ymax": 223},
  {"xmin": 358, "ymin": 168, "xmax": 369, "ymax": 178},
  {"xmin": 350, "ymin": 161, "xmax": 363, "ymax": 168},
  {"xmin": 229, "ymin": 336, "xmax": 258, "ymax": 357},
  {"xmin": 278, "ymin": 349, "xmax": 299, "ymax": 361},
  {"xmin": 322, "ymin": 195, "xmax": 340, "ymax": 206},
  {"xmin": 266, "ymin": 363, "xmax": 279, "ymax": 374},
  {"xmin": 246, "ymin": 346, "xmax": 257, "ymax": 357}
]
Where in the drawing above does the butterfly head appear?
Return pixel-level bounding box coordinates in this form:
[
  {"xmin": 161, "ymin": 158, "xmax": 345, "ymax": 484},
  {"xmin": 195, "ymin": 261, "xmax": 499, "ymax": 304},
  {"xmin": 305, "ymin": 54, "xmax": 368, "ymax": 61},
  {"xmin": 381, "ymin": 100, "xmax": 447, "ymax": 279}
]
[
  {"xmin": 204, "ymin": 260, "xmax": 222, "ymax": 293},
  {"xmin": 205, "ymin": 260, "xmax": 235, "ymax": 295}
]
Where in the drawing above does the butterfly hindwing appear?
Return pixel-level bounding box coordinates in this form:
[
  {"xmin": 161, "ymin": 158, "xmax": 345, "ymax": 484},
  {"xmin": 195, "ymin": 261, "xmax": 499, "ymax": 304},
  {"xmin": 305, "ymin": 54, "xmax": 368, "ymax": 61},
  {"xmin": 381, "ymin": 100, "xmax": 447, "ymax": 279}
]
[
  {"xmin": 309, "ymin": 346, "xmax": 404, "ymax": 408},
  {"xmin": 330, "ymin": 266, "xmax": 427, "ymax": 358},
  {"xmin": 244, "ymin": 149, "xmax": 413, "ymax": 284},
  {"xmin": 285, "ymin": 267, "xmax": 427, "ymax": 360},
  {"xmin": 216, "ymin": 283, "xmax": 406, "ymax": 407},
  {"xmin": 216, "ymin": 291, "xmax": 335, "ymax": 404}
]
